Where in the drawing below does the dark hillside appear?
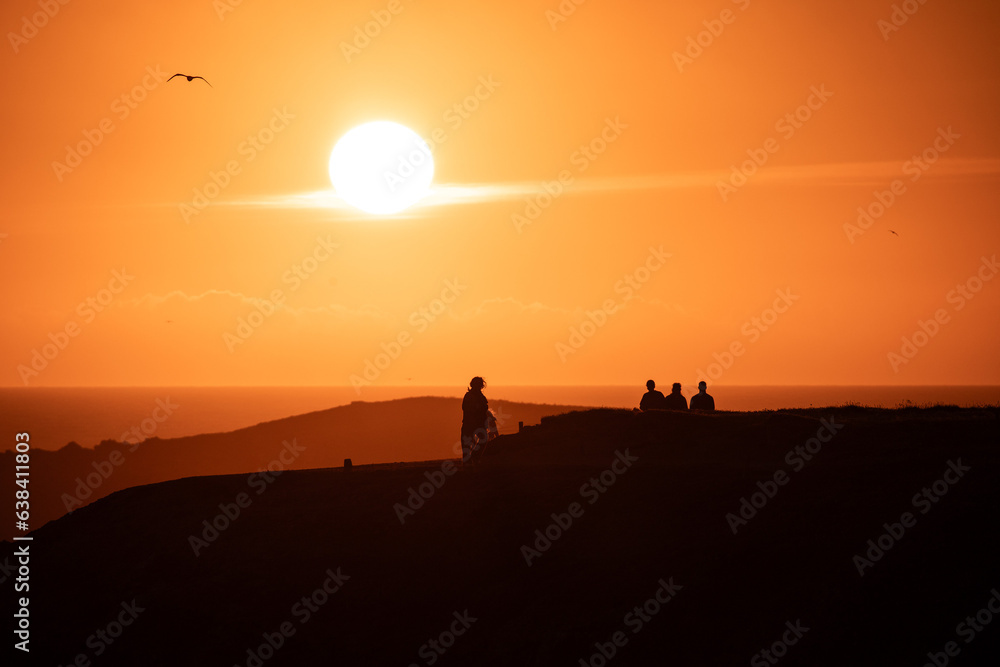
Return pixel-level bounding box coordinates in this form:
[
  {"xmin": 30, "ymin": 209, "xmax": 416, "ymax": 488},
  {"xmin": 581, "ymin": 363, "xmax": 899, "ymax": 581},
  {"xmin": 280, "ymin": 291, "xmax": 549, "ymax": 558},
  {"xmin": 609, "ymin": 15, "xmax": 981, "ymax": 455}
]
[{"xmin": 7, "ymin": 407, "xmax": 999, "ymax": 665}]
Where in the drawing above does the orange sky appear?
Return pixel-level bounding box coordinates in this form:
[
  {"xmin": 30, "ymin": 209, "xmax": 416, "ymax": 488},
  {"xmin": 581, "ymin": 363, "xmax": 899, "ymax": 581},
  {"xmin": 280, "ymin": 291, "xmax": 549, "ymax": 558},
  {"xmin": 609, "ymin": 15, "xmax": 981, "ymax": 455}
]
[{"xmin": 2, "ymin": 0, "xmax": 998, "ymax": 388}]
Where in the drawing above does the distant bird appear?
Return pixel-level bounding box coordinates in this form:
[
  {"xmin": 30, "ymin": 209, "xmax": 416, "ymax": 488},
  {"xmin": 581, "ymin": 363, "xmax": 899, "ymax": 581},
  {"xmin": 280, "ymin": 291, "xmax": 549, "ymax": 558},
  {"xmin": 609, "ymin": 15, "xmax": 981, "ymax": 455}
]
[
  {"xmin": 168, "ymin": 73, "xmax": 212, "ymax": 87},
  {"xmin": 889, "ymin": 230, "xmax": 899, "ymax": 237}
]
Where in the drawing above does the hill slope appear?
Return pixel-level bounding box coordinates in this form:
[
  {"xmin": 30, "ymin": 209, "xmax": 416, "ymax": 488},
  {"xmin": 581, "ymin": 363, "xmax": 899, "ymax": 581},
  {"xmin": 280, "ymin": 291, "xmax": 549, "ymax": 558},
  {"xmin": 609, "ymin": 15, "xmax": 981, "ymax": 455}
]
[
  {"xmin": 1, "ymin": 397, "xmax": 586, "ymax": 528},
  {"xmin": 7, "ymin": 407, "xmax": 1000, "ymax": 665}
]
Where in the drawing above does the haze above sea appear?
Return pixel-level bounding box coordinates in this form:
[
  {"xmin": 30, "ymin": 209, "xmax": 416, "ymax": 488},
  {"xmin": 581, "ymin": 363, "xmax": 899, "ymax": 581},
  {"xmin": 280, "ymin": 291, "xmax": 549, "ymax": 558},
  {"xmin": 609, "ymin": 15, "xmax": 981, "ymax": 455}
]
[{"xmin": 1, "ymin": 385, "xmax": 996, "ymax": 451}]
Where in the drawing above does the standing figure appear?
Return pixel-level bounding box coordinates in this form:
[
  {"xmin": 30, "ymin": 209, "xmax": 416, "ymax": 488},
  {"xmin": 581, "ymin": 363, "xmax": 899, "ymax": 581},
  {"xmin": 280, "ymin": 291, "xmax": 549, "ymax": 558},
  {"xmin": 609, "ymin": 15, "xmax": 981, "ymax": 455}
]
[{"xmin": 461, "ymin": 376, "xmax": 490, "ymax": 464}]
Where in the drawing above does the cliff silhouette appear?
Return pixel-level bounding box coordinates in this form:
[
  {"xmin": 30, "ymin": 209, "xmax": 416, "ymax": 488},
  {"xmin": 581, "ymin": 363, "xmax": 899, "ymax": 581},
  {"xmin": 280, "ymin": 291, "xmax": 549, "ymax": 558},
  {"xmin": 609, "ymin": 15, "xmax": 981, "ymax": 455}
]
[
  {"xmin": 6, "ymin": 405, "xmax": 999, "ymax": 665},
  {"xmin": 0, "ymin": 397, "xmax": 586, "ymax": 529}
]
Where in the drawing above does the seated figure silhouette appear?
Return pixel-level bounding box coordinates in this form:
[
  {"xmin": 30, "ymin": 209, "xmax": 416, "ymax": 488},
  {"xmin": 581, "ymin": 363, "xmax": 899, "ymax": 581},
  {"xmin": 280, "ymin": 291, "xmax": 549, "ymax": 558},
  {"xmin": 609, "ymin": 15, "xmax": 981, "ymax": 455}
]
[
  {"xmin": 690, "ymin": 381, "xmax": 715, "ymax": 411},
  {"xmin": 639, "ymin": 380, "xmax": 666, "ymax": 411},
  {"xmin": 461, "ymin": 376, "xmax": 490, "ymax": 464},
  {"xmin": 663, "ymin": 382, "xmax": 688, "ymax": 411}
]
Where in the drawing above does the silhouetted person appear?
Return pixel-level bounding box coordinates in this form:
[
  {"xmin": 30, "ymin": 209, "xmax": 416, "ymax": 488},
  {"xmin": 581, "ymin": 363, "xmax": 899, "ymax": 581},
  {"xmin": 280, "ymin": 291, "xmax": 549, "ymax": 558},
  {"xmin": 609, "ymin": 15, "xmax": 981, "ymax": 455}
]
[
  {"xmin": 663, "ymin": 382, "xmax": 688, "ymax": 411},
  {"xmin": 690, "ymin": 381, "xmax": 715, "ymax": 411},
  {"xmin": 640, "ymin": 380, "xmax": 666, "ymax": 411},
  {"xmin": 461, "ymin": 377, "xmax": 490, "ymax": 464}
]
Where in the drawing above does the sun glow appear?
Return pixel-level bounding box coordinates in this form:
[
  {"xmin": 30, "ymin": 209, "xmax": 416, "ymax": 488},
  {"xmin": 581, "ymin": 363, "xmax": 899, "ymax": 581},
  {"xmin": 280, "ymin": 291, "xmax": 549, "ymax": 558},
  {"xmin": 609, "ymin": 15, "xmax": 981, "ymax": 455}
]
[{"xmin": 328, "ymin": 121, "xmax": 435, "ymax": 215}]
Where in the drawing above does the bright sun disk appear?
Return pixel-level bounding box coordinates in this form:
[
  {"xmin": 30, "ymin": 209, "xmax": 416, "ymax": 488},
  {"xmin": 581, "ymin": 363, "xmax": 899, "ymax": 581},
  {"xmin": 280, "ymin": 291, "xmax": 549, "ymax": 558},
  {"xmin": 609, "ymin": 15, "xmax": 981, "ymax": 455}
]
[{"xmin": 328, "ymin": 121, "xmax": 434, "ymax": 215}]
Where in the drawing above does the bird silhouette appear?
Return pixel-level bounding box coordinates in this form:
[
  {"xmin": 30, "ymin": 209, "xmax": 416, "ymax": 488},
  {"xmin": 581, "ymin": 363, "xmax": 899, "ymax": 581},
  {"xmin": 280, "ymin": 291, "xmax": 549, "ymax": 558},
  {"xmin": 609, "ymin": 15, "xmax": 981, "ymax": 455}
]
[
  {"xmin": 168, "ymin": 73, "xmax": 212, "ymax": 87},
  {"xmin": 889, "ymin": 230, "xmax": 899, "ymax": 237}
]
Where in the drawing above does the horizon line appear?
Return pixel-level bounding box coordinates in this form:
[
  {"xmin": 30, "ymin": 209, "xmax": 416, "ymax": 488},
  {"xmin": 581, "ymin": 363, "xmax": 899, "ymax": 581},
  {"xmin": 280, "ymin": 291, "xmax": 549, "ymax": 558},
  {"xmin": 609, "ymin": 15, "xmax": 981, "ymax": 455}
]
[{"xmin": 3, "ymin": 384, "xmax": 998, "ymax": 389}]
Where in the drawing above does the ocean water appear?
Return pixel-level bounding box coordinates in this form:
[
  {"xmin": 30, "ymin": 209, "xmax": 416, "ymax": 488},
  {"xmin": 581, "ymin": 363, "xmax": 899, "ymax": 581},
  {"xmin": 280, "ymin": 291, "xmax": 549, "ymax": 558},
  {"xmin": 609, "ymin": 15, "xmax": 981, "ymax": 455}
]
[{"xmin": 1, "ymin": 385, "xmax": 996, "ymax": 451}]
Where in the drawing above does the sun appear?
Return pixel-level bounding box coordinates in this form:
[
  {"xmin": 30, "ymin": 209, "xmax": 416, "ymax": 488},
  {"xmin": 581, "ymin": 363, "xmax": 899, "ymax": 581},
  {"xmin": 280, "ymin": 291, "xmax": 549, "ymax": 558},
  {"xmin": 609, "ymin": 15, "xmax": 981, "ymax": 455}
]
[{"xmin": 328, "ymin": 121, "xmax": 435, "ymax": 215}]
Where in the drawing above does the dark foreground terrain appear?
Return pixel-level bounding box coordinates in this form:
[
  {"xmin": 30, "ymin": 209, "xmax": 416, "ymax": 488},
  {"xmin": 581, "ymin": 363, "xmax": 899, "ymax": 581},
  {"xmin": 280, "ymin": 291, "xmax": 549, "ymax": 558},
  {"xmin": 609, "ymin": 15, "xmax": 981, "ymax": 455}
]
[
  {"xmin": 5, "ymin": 406, "xmax": 1000, "ymax": 665},
  {"xmin": 0, "ymin": 397, "xmax": 586, "ymax": 529}
]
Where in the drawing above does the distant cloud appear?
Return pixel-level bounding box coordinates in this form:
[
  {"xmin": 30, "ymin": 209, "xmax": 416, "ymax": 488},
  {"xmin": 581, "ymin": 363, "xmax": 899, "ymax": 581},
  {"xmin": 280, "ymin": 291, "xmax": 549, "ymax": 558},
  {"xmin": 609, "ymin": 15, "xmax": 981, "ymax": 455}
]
[
  {"xmin": 124, "ymin": 291, "xmax": 686, "ymax": 328},
  {"xmin": 745, "ymin": 157, "xmax": 1000, "ymax": 187},
  {"xmin": 451, "ymin": 295, "xmax": 686, "ymax": 322},
  {"xmin": 212, "ymin": 157, "xmax": 1000, "ymax": 213}
]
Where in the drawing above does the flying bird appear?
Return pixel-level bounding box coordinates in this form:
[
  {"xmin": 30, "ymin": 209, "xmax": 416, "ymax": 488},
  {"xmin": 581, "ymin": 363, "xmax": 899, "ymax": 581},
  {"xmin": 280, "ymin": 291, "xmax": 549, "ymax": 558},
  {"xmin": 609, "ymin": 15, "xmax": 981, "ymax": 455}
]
[
  {"xmin": 889, "ymin": 230, "xmax": 899, "ymax": 236},
  {"xmin": 168, "ymin": 73, "xmax": 212, "ymax": 87}
]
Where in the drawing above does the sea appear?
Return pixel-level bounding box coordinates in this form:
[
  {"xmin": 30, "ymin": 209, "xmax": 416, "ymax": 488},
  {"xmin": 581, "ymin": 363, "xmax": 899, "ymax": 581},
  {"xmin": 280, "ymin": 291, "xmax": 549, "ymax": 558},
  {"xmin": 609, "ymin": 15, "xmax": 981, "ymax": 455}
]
[{"xmin": 1, "ymin": 386, "xmax": 997, "ymax": 451}]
